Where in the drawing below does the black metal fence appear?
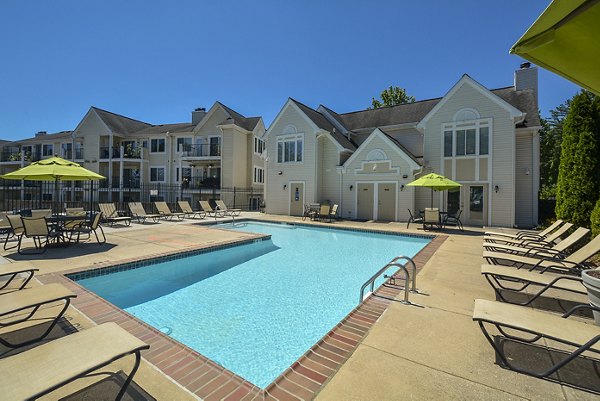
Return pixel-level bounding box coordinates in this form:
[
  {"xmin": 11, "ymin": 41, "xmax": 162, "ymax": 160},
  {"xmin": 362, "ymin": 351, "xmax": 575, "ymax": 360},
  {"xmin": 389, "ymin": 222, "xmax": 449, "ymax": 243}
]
[{"xmin": 0, "ymin": 181, "xmax": 263, "ymax": 215}]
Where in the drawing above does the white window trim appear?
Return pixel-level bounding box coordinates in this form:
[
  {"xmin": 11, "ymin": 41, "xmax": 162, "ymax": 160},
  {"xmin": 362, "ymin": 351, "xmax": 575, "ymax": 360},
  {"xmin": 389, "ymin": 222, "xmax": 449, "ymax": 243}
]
[
  {"xmin": 149, "ymin": 166, "xmax": 166, "ymax": 183},
  {"xmin": 176, "ymin": 137, "xmax": 193, "ymax": 153},
  {"xmin": 150, "ymin": 138, "xmax": 166, "ymax": 154},
  {"xmin": 254, "ymin": 137, "xmax": 265, "ymax": 156},
  {"xmin": 276, "ymin": 133, "xmax": 304, "ymax": 164},
  {"xmin": 42, "ymin": 144, "xmax": 54, "ymax": 157},
  {"xmin": 177, "ymin": 167, "xmax": 192, "ymax": 182},
  {"xmin": 442, "ymin": 118, "xmax": 491, "ymax": 159},
  {"xmin": 253, "ymin": 165, "xmax": 265, "ymax": 185}
]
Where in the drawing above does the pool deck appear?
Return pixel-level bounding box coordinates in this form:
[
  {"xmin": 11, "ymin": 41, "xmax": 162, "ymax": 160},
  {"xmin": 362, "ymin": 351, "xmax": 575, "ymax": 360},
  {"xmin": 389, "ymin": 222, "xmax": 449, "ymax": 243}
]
[{"xmin": 0, "ymin": 213, "xmax": 597, "ymax": 400}]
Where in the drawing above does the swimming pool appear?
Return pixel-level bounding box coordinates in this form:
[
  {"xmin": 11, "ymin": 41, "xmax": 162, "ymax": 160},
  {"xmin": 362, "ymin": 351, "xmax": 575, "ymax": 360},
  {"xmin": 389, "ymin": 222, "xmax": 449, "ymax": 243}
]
[{"xmin": 77, "ymin": 221, "xmax": 430, "ymax": 388}]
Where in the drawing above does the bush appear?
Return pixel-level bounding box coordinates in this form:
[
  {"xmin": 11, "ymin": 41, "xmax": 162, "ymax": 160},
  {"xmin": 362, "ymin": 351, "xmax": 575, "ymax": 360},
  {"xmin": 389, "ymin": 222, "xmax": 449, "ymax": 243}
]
[
  {"xmin": 555, "ymin": 91, "xmax": 600, "ymax": 227},
  {"xmin": 592, "ymin": 198, "xmax": 600, "ymax": 238}
]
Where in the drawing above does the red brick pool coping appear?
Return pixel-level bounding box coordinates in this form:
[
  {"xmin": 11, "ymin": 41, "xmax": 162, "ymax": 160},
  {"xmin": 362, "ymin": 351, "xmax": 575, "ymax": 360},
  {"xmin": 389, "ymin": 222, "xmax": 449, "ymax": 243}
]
[{"xmin": 39, "ymin": 230, "xmax": 447, "ymax": 401}]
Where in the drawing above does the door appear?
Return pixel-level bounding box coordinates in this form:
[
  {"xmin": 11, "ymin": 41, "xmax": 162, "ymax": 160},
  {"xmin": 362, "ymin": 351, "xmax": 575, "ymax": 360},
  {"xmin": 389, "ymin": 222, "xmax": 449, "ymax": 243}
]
[
  {"xmin": 357, "ymin": 183, "xmax": 374, "ymax": 220},
  {"xmin": 377, "ymin": 183, "xmax": 396, "ymax": 221},
  {"xmin": 466, "ymin": 185, "xmax": 485, "ymax": 226},
  {"xmin": 289, "ymin": 182, "xmax": 304, "ymax": 216}
]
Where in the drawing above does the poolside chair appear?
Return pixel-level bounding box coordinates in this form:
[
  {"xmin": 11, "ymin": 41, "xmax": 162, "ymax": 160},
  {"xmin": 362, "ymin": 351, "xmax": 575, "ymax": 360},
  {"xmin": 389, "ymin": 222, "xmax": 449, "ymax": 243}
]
[
  {"xmin": 0, "ymin": 322, "xmax": 149, "ymax": 401},
  {"xmin": 473, "ymin": 299, "xmax": 600, "ymax": 378},
  {"xmin": 483, "ymin": 233, "xmax": 600, "ymax": 274},
  {"xmin": 0, "ymin": 211, "xmax": 13, "ymax": 238},
  {"xmin": 155, "ymin": 201, "xmax": 186, "ymax": 221},
  {"xmin": 66, "ymin": 207, "xmax": 85, "ymax": 215},
  {"xmin": 215, "ymin": 200, "xmax": 242, "ymax": 216},
  {"xmin": 0, "ymin": 265, "xmax": 38, "ymax": 293},
  {"xmin": 178, "ymin": 200, "xmax": 206, "ymax": 219},
  {"xmin": 68, "ymin": 213, "xmax": 106, "ymax": 244},
  {"xmin": 18, "ymin": 216, "xmax": 63, "ymax": 255},
  {"xmin": 483, "ymin": 226, "xmax": 588, "ymax": 258},
  {"xmin": 443, "ymin": 209, "xmax": 463, "ymax": 231},
  {"xmin": 199, "ymin": 201, "xmax": 226, "ymax": 218},
  {"xmin": 30, "ymin": 209, "xmax": 52, "ymax": 219},
  {"xmin": 128, "ymin": 202, "xmax": 161, "ymax": 224},
  {"xmin": 316, "ymin": 205, "xmax": 330, "ymax": 221},
  {"xmin": 423, "ymin": 208, "xmax": 441, "ymax": 230},
  {"xmin": 480, "ymin": 264, "xmax": 587, "ymax": 306},
  {"xmin": 0, "ymin": 283, "xmax": 76, "ymax": 348},
  {"xmin": 485, "ymin": 221, "xmax": 573, "ymax": 246},
  {"xmin": 4, "ymin": 214, "xmax": 24, "ymax": 251},
  {"xmin": 407, "ymin": 208, "xmax": 423, "ymax": 229},
  {"xmin": 485, "ymin": 219, "xmax": 563, "ymax": 241},
  {"xmin": 99, "ymin": 202, "xmax": 132, "ymax": 226},
  {"xmin": 328, "ymin": 204, "xmax": 339, "ymax": 222}
]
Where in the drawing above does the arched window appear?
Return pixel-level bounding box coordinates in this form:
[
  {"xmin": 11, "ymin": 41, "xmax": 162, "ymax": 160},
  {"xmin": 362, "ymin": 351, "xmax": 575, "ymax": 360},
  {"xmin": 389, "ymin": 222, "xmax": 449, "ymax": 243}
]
[
  {"xmin": 453, "ymin": 108, "xmax": 480, "ymax": 122},
  {"xmin": 283, "ymin": 124, "xmax": 297, "ymax": 135},
  {"xmin": 366, "ymin": 149, "xmax": 387, "ymax": 161}
]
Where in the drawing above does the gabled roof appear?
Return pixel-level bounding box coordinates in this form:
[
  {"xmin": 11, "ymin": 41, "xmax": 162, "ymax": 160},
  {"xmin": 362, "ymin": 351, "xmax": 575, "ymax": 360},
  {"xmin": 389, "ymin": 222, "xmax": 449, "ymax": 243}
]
[
  {"xmin": 16, "ymin": 130, "xmax": 73, "ymax": 144},
  {"xmin": 321, "ymin": 80, "xmax": 540, "ymax": 132},
  {"xmin": 217, "ymin": 102, "xmax": 262, "ymax": 131},
  {"xmin": 91, "ymin": 107, "xmax": 151, "ymax": 136},
  {"xmin": 290, "ymin": 99, "xmax": 356, "ymax": 151},
  {"xmin": 335, "ymin": 98, "xmax": 441, "ymax": 131},
  {"xmin": 342, "ymin": 127, "xmax": 421, "ymax": 170},
  {"xmin": 133, "ymin": 123, "xmax": 196, "ymax": 136}
]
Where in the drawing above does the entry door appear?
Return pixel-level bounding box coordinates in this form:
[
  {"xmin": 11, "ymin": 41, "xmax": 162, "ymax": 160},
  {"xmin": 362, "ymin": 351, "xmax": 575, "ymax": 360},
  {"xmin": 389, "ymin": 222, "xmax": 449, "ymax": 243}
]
[
  {"xmin": 466, "ymin": 185, "xmax": 485, "ymax": 226},
  {"xmin": 289, "ymin": 182, "xmax": 304, "ymax": 216},
  {"xmin": 377, "ymin": 183, "xmax": 396, "ymax": 221},
  {"xmin": 357, "ymin": 183, "xmax": 374, "ymax": 220}
]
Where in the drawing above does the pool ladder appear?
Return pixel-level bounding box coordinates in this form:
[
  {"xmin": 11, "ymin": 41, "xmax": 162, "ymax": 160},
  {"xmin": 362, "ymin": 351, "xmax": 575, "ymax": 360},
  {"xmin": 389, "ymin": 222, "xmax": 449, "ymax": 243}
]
[{"xmin": 359, "ymin": 256, "xmax": 420, "ymax": 305}]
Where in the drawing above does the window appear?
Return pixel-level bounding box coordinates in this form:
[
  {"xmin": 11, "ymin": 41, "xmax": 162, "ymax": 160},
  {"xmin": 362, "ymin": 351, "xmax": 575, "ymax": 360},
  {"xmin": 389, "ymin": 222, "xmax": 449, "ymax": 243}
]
[
  {"xmin": 61, "ymin": 143, "xmax": 72, "ymax": 158},
  {"xmin": 254, "ymin": 137, "xmax": 265, "ymax": 155},
  {"xmin": 176, "ymin": 137, "xmax": 192, "ymax": 152},
  {"xmin": 443, "ymin": 131, "xmax": 452, "ymax": 157},
  {"xmin": 444, "ymin": 123, "xmax": 489, "ymax": 157},
  {"xmin": 150, "ymin": 167, "xmax": 165, "ymax": 182},
  {"xmin": 209, "ymin": 136, "xmax": 221, "ymax": 156},
  {"xmin": 42, "ymin": 144, "xmax": 53, "ymax": 156},
  {"xmin": 479, "ymin": 127, "xmax": 489, "ymax": 155},
  {"xmin": 277, "ymin": 134, "xmax": 303, "ymax": 163},
  {"xmin": 150, "ymin": 138, "xmax": 165, "ymax": 153},
  {"xmin": 253, "ymin": 166, "xmax": 264, "ymax": 184},
  {"xmin": 176, "ymin": 167, "xmax": 192, "ymax": 182}
]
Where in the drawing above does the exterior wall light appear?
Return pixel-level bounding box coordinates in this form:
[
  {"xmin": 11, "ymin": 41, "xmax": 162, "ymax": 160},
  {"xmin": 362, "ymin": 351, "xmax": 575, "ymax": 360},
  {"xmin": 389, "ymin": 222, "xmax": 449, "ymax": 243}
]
[
  {"xmin": 277, "ymin": 171, "xmax": 283, "ymax": 176},
  {"xmin": 283, "ymin": 184, "xmax": 287, "ymax": 190},
  {"xmin": 494, "ymin": 185, "xmax": 500, "ymax": 193},
  {"xmin": 349, "ymin": 185, "xmax": 353, "ymax": 191},
  {"xmin": 401, "ymin": 184, "xmax": 405, "ymax": 191}
]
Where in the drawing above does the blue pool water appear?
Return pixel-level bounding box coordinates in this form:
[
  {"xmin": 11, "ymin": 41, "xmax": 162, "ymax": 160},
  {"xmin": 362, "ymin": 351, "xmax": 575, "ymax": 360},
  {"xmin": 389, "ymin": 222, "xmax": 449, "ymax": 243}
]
[{"xmin": 77, "ymin": 222, "xmax": 430, "ymax": 388}]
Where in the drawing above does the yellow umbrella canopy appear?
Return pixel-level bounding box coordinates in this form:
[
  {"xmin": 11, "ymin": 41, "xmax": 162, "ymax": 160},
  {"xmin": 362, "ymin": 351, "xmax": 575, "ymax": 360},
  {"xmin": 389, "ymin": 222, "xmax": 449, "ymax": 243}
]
[
  {"xmin": 407, "ymin": 173, "xmax": 461, "ymax": 208},
  {"xmin": 0, "ymin": 156, "xmax": 104, "ymax": 181},
  {"xmin": 510, "ymin": 0, "xmax": 600, "ymax": 95}
]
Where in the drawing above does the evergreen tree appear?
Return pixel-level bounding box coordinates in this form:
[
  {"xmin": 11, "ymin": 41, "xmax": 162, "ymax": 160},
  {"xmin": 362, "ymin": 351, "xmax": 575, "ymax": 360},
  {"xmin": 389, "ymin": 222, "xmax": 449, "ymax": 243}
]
[
  {"xmin": 555, "ymin": 91, "xmax": 600, "ymax": 227},
  {"xmin": 539, "ymin": 101, "xmax": 569, "ymax": 199}
]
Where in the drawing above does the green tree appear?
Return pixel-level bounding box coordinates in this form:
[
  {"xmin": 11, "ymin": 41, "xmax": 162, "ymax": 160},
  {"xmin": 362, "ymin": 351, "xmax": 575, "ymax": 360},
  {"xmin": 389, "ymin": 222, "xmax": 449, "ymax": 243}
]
[
  {"xmin": 555, "ymin": 91, "xmax": 600, "ymax": 227},
  {"xmin": 371, "ymin": 86, "xmax": 415, "ymax": 109},
  {"xmin": 591, "ymin": 197, "xmax": 600, "ymax": 237},
  {"xmin": 539, "ymin": 101, "xmax": 569, "ymax": 199}
]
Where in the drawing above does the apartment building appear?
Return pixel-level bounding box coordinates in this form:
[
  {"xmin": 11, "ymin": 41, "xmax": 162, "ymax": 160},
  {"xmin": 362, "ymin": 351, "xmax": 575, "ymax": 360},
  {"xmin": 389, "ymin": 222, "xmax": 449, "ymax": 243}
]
[
  {"xmin": 264, "ymin": 65, "xmax": 541, "ymax": 227},
  {"xmin": 0, "ymin": 102, "xmax": 265, "ymax": 210}
]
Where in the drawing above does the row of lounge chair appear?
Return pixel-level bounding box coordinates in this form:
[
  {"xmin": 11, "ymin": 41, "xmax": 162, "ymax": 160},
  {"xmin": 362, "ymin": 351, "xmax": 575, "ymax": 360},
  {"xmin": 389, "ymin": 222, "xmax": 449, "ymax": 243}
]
[
  {"xmin": 473, "ymin": 219, "xmax": 600, "ymax": 379},
  {"xmin": 99, "ymin": 200, "xmax": 242, "ymax": 225},
  {"xmin": 0, "ymin": 267, "xmax": 148, "ymax": 400}
]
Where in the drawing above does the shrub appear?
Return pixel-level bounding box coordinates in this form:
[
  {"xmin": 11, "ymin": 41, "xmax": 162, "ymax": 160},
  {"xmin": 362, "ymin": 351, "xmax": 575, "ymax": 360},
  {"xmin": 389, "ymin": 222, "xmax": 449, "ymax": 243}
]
[{"xmin": 592, "ymin": 197, "xmax": 600, "ymax": 238}]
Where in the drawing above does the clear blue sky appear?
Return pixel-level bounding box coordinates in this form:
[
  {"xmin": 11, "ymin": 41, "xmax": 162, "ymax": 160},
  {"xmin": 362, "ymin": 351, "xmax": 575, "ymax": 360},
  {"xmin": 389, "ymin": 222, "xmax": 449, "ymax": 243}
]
[{"xmin": 0, "ymin": 1, "xmax": 579, "ymax": 140}]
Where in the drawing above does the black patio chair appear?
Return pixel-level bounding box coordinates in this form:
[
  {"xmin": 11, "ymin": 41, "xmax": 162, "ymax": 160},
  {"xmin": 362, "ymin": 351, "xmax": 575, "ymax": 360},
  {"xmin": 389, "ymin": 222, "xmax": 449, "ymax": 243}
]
[
  {"xmin": 407, "ymin": 209, "xmax": 423, "ymax": 229},
  {"xmin": 443, "ymin": 209, "xmax": 464, "ymax": 231}
]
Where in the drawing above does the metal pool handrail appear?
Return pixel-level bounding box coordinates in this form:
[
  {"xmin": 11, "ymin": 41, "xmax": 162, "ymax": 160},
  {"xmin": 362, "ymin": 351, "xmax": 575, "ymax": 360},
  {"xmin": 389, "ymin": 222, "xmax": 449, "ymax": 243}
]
[
  {"xmin": 359, "ymin": 255, "xmax": 416, "ymax": 305},
  {"xmin": 388, "ymin": 256, "xmax": 418, "ymax": 292}
]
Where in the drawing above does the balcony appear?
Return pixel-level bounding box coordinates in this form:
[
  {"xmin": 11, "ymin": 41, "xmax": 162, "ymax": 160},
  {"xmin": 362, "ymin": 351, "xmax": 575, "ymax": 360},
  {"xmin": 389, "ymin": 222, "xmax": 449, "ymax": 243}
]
[
  {"xmin": 100, "ymin": 147, "xmax": 120, "ymax": 159},
  {"xmin": 182, "ymin": 176, "xmax": 220, "ymax": 190},
  {"xmin": 0, "ymin": 151, "xmax": 22, "ymax": 163},
  {"xmin": 181, "ymin": 144, "xmax": 221, "ymax": 159}
]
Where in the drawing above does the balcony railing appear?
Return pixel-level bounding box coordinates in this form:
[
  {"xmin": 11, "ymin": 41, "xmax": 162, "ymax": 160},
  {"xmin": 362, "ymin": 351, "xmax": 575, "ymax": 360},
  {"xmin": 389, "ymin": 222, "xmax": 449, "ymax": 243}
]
[
  {"xmin": 181, "ymin": 176, "xmax": 220, "ymax": 189},
  {"xmin": 0, "ymin": 152, "xmax": 21, "ymax": 162},
  {"xmin": 181, "ymin": 144, "xmax": 221, "ymax": 158},
  {"xmin": 99, "ymin": 146, "xmax": 142, "ymax": 159}
]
